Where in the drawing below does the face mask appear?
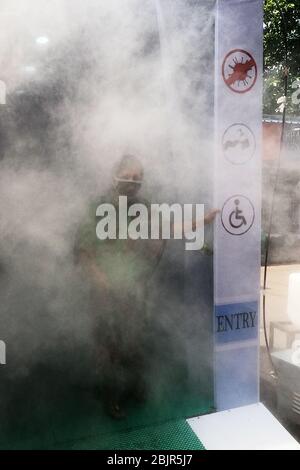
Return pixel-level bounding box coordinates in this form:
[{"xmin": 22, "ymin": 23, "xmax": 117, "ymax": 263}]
[{"xmin": 114, "ymin": 177, "xmax": 142, "ymax": 197}]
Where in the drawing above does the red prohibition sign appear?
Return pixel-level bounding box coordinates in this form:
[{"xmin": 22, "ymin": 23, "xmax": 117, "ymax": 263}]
[{"xmin": 222, "ymin": 49, "xmax": 257, "ymax": 94}]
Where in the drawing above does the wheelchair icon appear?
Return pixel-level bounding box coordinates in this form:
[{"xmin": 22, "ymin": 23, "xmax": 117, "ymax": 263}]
[
  {"xmin": 229, "ymin": 199, "xmax": 247, "ymax": 229},
  {"xmin": 221, "ymin": 195, "xmax": 255, "ymax": 236}
]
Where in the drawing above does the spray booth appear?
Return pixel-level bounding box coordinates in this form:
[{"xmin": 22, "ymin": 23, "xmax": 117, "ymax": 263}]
[{"xmin": 1, "ymin": 0, "xmax": 292, "ymax": 451}]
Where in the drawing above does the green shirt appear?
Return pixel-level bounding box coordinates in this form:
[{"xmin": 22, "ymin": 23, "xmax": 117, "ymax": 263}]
[{"xmin": 76, "ymin": 192, "xmax": 159, "ymax": 296}]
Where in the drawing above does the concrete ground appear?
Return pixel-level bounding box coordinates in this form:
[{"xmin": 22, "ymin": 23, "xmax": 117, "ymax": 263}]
[
  {"xmin": 260, "ymin": 264, "xmax": 300, "ymax": 333},
  {"xmin": 260, "ymin": 264, "xmax": 300, "ymax": 443}
]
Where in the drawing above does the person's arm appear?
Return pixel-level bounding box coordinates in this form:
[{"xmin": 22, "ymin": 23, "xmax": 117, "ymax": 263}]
[
  {"xmin": 75, "ymin": 211, "xmax": 111, "ymax": 292},
  {"xmin": 78, "ymin": 250, "xmax": 110, "ymax": 292},
  {"xmin": 203, "ymin": 209, "xmax": 220, "ymax": 226},
  {"xmin": 173, "ymin": 208, "xmax": 220, "ymax": 237}
]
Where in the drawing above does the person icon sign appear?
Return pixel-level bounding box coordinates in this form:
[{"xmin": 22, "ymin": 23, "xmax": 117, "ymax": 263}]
[
  {"xmin": 221, "ymin": 195, "xmax": 255, "ymax": 236},
  {"xmin": 229, "ymin": 199, "xmax": 247, "ymax": 229}
]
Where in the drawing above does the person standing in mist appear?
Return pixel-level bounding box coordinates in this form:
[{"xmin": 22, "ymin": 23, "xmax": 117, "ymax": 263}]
[
  {"xmin": 76, "ymin": 154, "xmax": 165, "ymax": 418},
  {"xmin": 76, "ymin": 154, "xmax": 218, "ymax": 419}
]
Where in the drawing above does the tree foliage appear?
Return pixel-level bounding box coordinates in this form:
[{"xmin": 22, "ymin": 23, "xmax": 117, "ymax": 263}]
[{"xmin": 264, "ymin": 0, "xmax": 300, "ymax": 115}]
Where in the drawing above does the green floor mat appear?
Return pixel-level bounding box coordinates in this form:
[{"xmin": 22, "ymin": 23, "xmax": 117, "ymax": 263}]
[
  {"xmin": 54, "ymin": 419, "xmax": 205, "ymax": 450},
  {"xmin": 0, "ymin": 388, "xmax": 211, "ymax": 449},
  {"xmin": 0, "ymin": 361, "xmax": 213, "ymax": 450},
  {"xmin": 48, "ymin": 388, "xmax": 212, "ymax": 444}
]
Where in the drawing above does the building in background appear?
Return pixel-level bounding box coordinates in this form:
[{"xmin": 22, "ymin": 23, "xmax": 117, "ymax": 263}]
[{"xmin": 262, "ymin": 115, "xmax": 300, "ymax": 264}]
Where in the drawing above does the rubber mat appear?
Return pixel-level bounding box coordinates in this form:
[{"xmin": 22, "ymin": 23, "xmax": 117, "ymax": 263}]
[
  {"xmin": 54, "ymin": 419, "xmax": 206, "ymax": 450},
  {"xmin": 0, "ymin": 352, "xmax": 213, "ymax": 449},
  {"xmin": 0, "ymin": 378, "xmax": 212, "ymax": 449}
]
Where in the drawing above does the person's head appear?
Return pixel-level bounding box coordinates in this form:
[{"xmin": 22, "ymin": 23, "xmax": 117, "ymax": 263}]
[{"xmin": 113, "ymin": 154, "xmax": 144, "ymax": 198}]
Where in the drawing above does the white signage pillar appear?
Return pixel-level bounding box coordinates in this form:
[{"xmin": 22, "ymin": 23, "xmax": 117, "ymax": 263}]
[{"xmin": 214, "ymin": 0, "xmax": 263, "ymax": 410}]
